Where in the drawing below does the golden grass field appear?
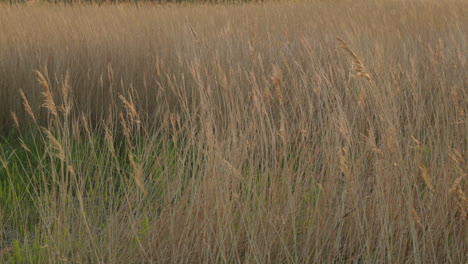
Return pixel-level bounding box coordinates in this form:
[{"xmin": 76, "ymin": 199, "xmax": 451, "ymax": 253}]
[{"xmin": 0, "ymin": 0, "xmax": 467, "ymax": 263}]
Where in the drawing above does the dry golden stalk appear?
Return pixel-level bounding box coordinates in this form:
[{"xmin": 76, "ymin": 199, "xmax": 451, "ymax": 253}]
[
  {"xmin": 263, "ymin": 86, "xmax": 272, "ymax": 106},
  {"xmin": 458, "ymin": 189, "xmax": 468, "ymax": 218},
  {"xmin": 36, "ymin": 70, "xmax": 58, "ymax": 117},
  {"xmin": 271, "ymin": 65, "xmax": 284, "ymax": 105},
  {"xmin": 72, "ymin": 119, "xmax": 80, "ymax": 141},
  {"xmin": 384, "ymin": 126, "xmax": 398, "ymax": 152},
  {"xmin": 119, "ymin": 94, "xmax": 141, "ymax": 135},
  {"xmin": 188, "ymin": 23, "xmax": 199, "ymax": 44},
  {"xmin": 119, "ymin": 112, "xmax": 133, "ymax": 149},
  {"xmin": 451, "ymin": 88, "xmax": 464, "ymax": 117},
  {"xmin": 20, "ymin": 139, "xmax": 32, "ymax": 153},
  {"xmin": 42, "ymin": 128, "xmax": 65, "ymax": 161},
  {"xmin": 448, "ymin": 148, "xmax": 466, "ymax": 177},
  {"xmin": 271, "ymin": 64, "xmax": 282, "ymax": 87},
  {"xmin": 339, "ymin": 147, "xmax": 352, "ymax": 179},
  {"xmin": 204, "ymin": 119, "xmax": 216, "ymax": 148},
  {"xmin": 155, "ymin": 57, "xmax": 161, "ymax": 77},
  {"xmin": 419, "ymin": 166, "xmax": 435, "ymax": 193},
  {"xmin": 214, "ymin": 151, "xmax": 242, "ymax": 179},
  {"xmin": 119, "ymin": 94, "xmax": 138, "ymax": 121},
  {"xmin": 19, "ymin": 89, "xmax": 36, "ymax": 121},
  {"xmin": 231, "ymin": 192, "xmax": 240, "ymax": 202},
  {"xmin": 0, "ymin": 157, "xmax": 6, "ymax": 169},
  {"xmin": 336, "ymin": 37, "xmax": 372, "ymax": 81},
  {"xmin": 67, "ymin": 165, "xmax": 76, "ymax": 177},
  {"xmin": 61, "ymin": 72, "xmax": 72, "ymax": 116},
  {"xmin": 128, "ymin": 152, "xmax": 146, "ymax": 195},
  {"xmin": 337, "ymin": 110, "xmax": 351, "ymax": 144},
  {"xmin": 81, "ymin": 114, "xmax": 92, "ymax": 142},
  {"xmin": 411, "ymin": 136, "xmax": 421, "ymax": 148},
  {"xmin": 412, "ymin": 207, "xmax": 423, "ymax": 228},
  {"xmin": 357, "ymin": 88, "xmax": 366, "ymax": 107},
  {"xmin": 61, "ymin": 72, "xmax": 70, "ymax": 105},
  {"xmin": 449, "ymin": 148, "xmax": 465, "ymax": 164},
  {"xmin": 10, "ymin": 112, "xmax": 19, "ymax": 130},
  {"xmin": 367, "ymin": 128, "xmax": 383, "ymax": 155},
  {"xmin": 104, "ymin": 125, "xmax": 116, "ymax": 157},
  {"xmin": 449, "ymin": 176, "xmax": 464, "ymax": 195},
  {"xmin": 278, "ymin": 115, "xmax": 287, "ymax": 146},
  {"xmin": 170, "ymin": 112, "xmax": 179, "ymax": 133}
]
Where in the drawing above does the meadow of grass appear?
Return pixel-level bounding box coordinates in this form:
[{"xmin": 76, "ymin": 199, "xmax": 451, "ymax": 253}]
[{"xmin": 0, "ymin": 0, "xmax": 467, "ymax": 263}]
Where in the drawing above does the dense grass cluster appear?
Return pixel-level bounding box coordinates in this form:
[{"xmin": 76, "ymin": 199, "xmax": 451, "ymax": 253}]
[
  {"xmin": 1, "ymin": 0, "xmax": 254, "ymax": 5},
  {"xmin": 0, "ymin": 1, "xmax": 467, "ymax": 263}
]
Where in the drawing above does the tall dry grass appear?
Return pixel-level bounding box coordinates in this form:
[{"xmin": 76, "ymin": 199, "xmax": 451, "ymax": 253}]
[{"xmin": 0, "ymin": 0, "xmax": 467, "ymax": 263}]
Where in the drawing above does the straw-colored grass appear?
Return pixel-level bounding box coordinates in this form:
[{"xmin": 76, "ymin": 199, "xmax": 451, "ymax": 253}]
[{"xmin": 0, "ymin": 1, "xmax": 467, "ymax": 263}]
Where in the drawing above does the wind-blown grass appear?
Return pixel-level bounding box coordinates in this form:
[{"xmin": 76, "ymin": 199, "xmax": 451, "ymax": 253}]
[{"xmin": 0, "ymin": 1, "xmax": 467, "ymax": 263}]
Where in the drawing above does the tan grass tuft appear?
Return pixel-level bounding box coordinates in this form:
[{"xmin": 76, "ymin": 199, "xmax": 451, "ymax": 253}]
[
  {"xmin": 339, "ymin": 147, "xmax": 352, "ymax": 179},
  {"xmin": 449, "ymin": 176, "xmax": 464, "ymax": 195},
  {"xmin": 271, "ymin": 64, "xmax": 284, "ymax": 105},
  {"xmin": 448, "ymin": 148, "xmax": 465, "ymax": 165},
  {"xmin": 419, "ymin": 166, "xmax": 434, "ymax": 193},
  {"xmin": 36, "ymin": 70, "xmax": 58, "ymax": 117},
  {"xmin": 367, "ymin": 128, "xmax": 383, "ymax": 155},
  {"xmin": 336, "ymin": 37, "xmax": 372, "ymax": 81},
  {"xmin": 19, "ymin": 89, "xmax": 36, "ymax": 121},
  {"xmin": 119, "ymin": 112, "xmax": 133, "ymax": 149},
  {"xmin": 67, "ymin": 165, "xmax": 76, "ymax": 177},
  {"xmin": 458, "ymin": 189, "xmax": 468, "ymax": 219},
  {"xmin": 61, "ymin": 72, "xmax": 72, "ymax": 116},
  {"xmin": 188, "ymin": 23, "xmax": 199, "ymax": 44},
  {"xmin": 41, "ymin": 128, "xmax": 65, "ymax": 161},
  {"xmin": 119, "ymin": 94, "xmax": 138, "ymax": 121},
  {"xmin": 10, "ymin": 112, "xmax": 19, "ymax": 130},
  {"xmin": 104, "ymin": 125, "xmax": 117, "ymax": 158},
  {"xmin": 119, "ymin": 94, "xmax": 141, "ymax": 134},
  {"xmin": 72, "ymin": 119, "xmax": 81, "ymax": 141},
  {"xmin": 451, "ymin": 88, "xmax": 464, "ymax": 117},
  {"xmin": 128, "ymin": 152, "xmax": 146, "ymax": 195},
  {"xmin": 412, "ymin": 207, "xmax": 423, "ymax": 228},
  {"xmin": 278, "ymin": 115, "xmax": 287, "ymax": 146}
]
